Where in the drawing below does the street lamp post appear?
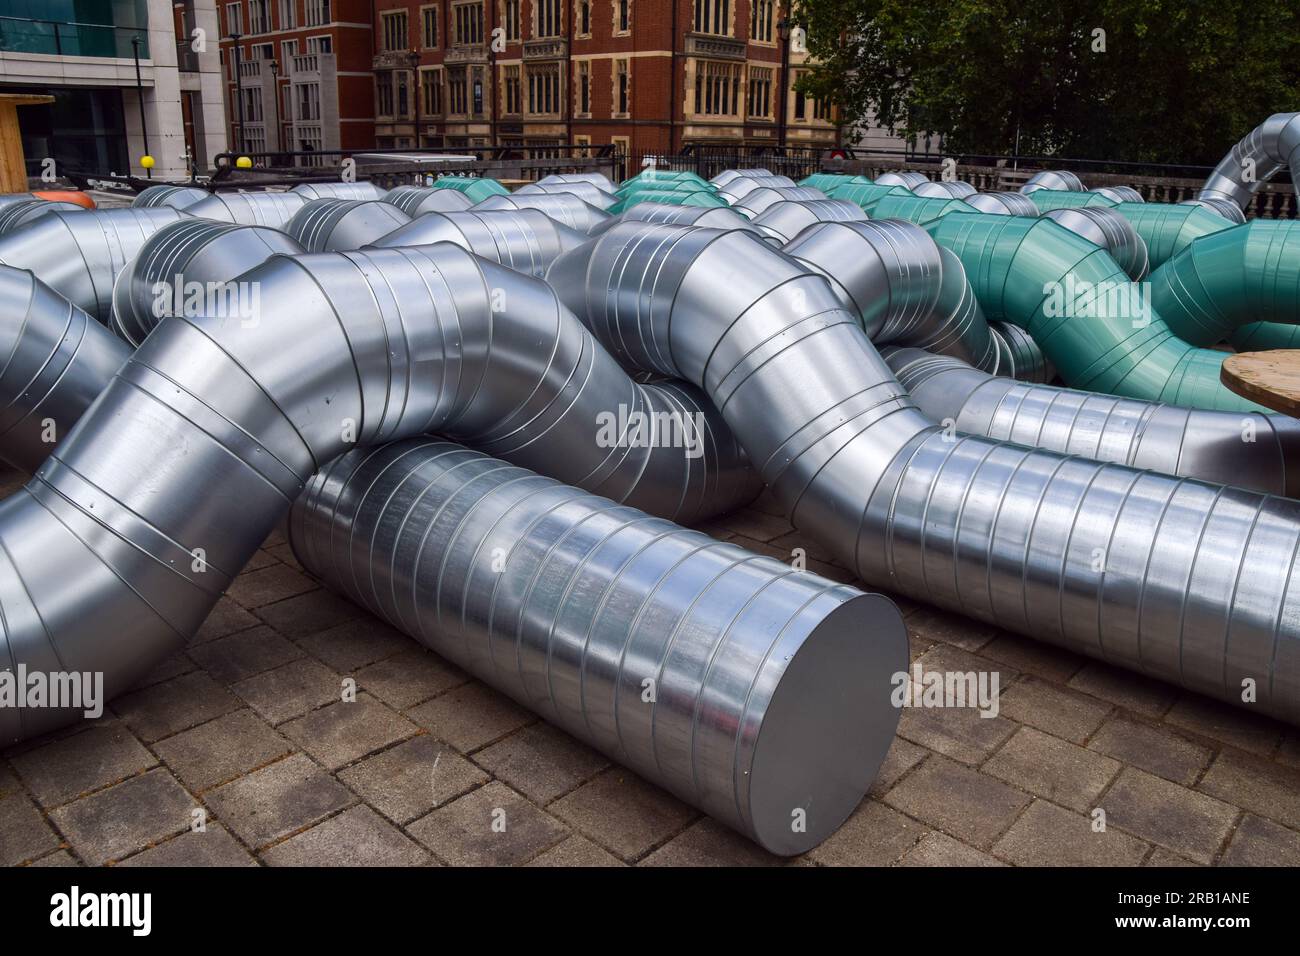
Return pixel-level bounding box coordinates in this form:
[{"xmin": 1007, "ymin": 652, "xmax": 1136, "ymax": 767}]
[
  {"xmin": 130, "ymin": 35, "xmax": 151, "ymax": 178},
  {"xmin": 407, "ymin": 49, "xmax": 422, "ymax": 150},
  {"xmin": 269, "ymin": 58, "xmax": 281, "ymax": 160},
  {"xmin": 776, "ymin": 16, "xmax": 791, "ymax": 151},
  {"xmin": 229, "ymin": 32, "xmax": 246, "ymax": 154}
]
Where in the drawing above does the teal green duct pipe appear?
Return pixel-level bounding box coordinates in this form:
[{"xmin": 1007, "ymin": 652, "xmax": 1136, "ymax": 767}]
[
  {"xmin": 1028, "ymin": 190, "xmax": 1117, "ymax": 212},
  {"xmin": 927, "ymin": 212, "xmax": 1268, "ymax": 412},
  {"xmin": 800, "ymin": 173, "xmax": 872, "ymax": 190},
  {"xmin": 1111, "ymin": 202, "xmax": 1233, "ymax": 271},
  {"xmin": 1231, "ymin": 322, "xmax": 1300, "ymax": 350},
  {"xmin": 616, "ymin": 179, "xmax": 716, "ymax": 196},
  {"xmin": 824, "ymin": 182, "xmax": 912, "ymax": 208},
  {"xmin": 620, "ymin": 171, "xmax": 710, "ymax": 189},
  {"xmin": 433, "ymin": 176, "xmax": 509, "ymax": 202},
  {"xmin": 868, "ymin": 194, "xmax": 970, "ymax": 223},
  {"xmin": 611, "ymin": 189, "xmax": 728, "ymax": 214},
  {"xmin": 1149, "ymin": 219, "xmax": 1300, "ymax": 346}
]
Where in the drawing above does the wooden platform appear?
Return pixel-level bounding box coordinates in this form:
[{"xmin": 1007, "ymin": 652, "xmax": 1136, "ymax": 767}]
[{"xmin": 1221, "ymin": 350, "xmax": 1300, "ymax": 416}]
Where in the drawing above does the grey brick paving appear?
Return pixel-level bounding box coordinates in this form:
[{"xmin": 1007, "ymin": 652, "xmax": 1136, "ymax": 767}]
[{"xmin": 2, "ymin": 465, "xmax": 1299, "ymax": 867}]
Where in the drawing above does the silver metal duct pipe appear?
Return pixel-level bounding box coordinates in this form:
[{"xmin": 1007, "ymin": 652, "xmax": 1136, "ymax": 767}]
[
  {"xmin": 292, "ymin": 181, "xmax": 388, "ymax": 201},
  {"xmin": 1020, "ymin": 169, "xmax": 1085, "ymax": 193},
  {"xmin": 132, "ymin": 184, "xmax": 210, "ymax": 209},
  {"xmin": 1091, "ymin": 186, "xmax": 1144, "ymax": 203},
  {"xmin": 109, "ymin": 219, "xmax": 305, "ymax": 345},
  {"xmin": 718, "ymin": 175, "xmax": 799, "ymax": 204},
  {"xmin": 733, "ymin": 186, "xmax": 828, "ymax": 217},
  {"xmin": 285, "ymin": 198, "xmax": 412, "ymax": 252},
  {"xmin": 589, "ymin": 201, "xmax": 762, "ymax": 237},
  {"xmin": 1199, "ymin": 112, "xmax": 1300, "ymax": 210},
  {"xmin": 1043, "ymin": 206, "xmax": 1150, "ymax": 279},
  {"xmin": 473, "ymin": 191, "xmax": 611, "ymax": 234},
  {"xmin": 0, "ymin": 240, "xmax": 758, "ymax": 746},
  {"xmin": 0, "ymin": 207, "xmax": 187, "ymax": 322},
  {"xmin": 562, "ymin": 220, "xmax": 1300, "ymax": 723},
  {"xmin": 874, "ymin": 171, "xmax": 930, "ymax": 189},
  {"xmin": 885, "ymin": 348, "xmax": 1300, "ymax": 496},
  {"xmin": 782, "ymin": 219, "xmax": 1002, "ymax": 373},
  {"xmin": 914, "ymin": 180, "xmax": 977, "ymax": 199},
  {"xmin": 185, "ymin": 190, "xmax": 307, "ymax": 228},
  {"xmin": 964, "ymin": 191, "xmax": 1040, "ymax": 216},
  {"xmin": 710, "ymin": 168, "xmax": 773, "ymax": 187},
  {"xmin": 289, "ymin": 439, "xmax": 905, "ymax": 856},
  {"xmin": 535, "ymin": 172, "xmax": 615, "ymax": 192},
  {"xmin": 750, "ymin": 199, "xmax": 868, "ymax": 243},
  {"xmin": 988, "ymin": 320, "xmax": 1055, "ymax": 383},
  {"xmin": 370, "ymin": 208, "xmax": 588, "ymax": 276},
  {"xmin": 0, "ymin": 199, "xmax": 84, "ymax": 235},
  {"xmin": 382, "ymin": 184, "xmax": 475, "ymax": 216},
  {"xmin": 1180, "ymin": 197, "xmax": 1247, "ymax": 224},
  {"xmin": 515, "ymin": 181, "xmax": 618, "ymax": 210},
  {"xmin": 0, "ymin": 266, "xmax": 130, "ymax": 471}
]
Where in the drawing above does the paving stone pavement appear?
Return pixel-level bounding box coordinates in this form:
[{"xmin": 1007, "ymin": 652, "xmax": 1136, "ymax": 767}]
[{"xmin": 2, "ymin": 471, "xmax": 1299, "ymax": 867}]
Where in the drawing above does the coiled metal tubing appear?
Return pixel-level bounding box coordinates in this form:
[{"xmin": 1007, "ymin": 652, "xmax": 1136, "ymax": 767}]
[
  {"xmin": 0, "ymin": 207, "xmax": 187, "ymax": 323},
  {"xmin": 885, "ymin": 348, "xmax": 1300, "ymax": 496},
  {"xmin": 289, "ymin": 439, "xmax": 905, "ymax": 854},
  {"xmin": 186, "ymin": 190, "xmax": 307, "ymax": 228},
  {"xmin": 285, "ymin": 198, "xmax": 412, "ymax": 252},
  {"xmin": 369, "ymin": 208, "xmax": 588, "ymax": 276},
  {"xmin": 382, "ymin": 184, "xmax": 475, "ymax": 216},
  {"xmin": 555, "ymin": 220, "xmax": 1300, "ymax": 722}
]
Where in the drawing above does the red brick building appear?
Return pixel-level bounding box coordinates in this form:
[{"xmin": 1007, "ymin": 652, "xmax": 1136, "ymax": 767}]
[
  {"xmin": 371, "ymin": 1, "xmax": 837, "ymax": 160},
  {"xmin": 218, "ymin": 0, "xmax": 377, "ymax": 159}
]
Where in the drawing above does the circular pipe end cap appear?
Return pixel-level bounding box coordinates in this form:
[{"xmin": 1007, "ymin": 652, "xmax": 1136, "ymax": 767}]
[{"xmin": 747, "ymin": 591, "xmax": 908, "ymax": 855}]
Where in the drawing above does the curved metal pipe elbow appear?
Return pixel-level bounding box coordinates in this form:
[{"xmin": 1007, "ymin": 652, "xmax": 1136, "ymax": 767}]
[
  {"xmin": 750, "ymin": 199, "xmax": 867, "ymax": 244},
  {"xmin": 1092, "ymin": 186, "xmax": 1144, "ymax": 203},
  {"xmin": 292, "ymin": 181, "xmax": 388, "ymax": 201},
  {"xmin": 535, "ymin": 172, "xmax": 615, "ymax": 193},
  {"xmin": 874, "ymin": 171, "xmax": 929, "ymax": 189},
  {"xmin": 0, "ymin": 207, "xmax": 188, "ymax": 322},
  {"xmin": 1019, "ymin": 170, "xmax": 1085, "ymax": 193},
  {"xmin": 286, "ymin": 198, "xmax": 412, "ymax": 252},
  {"xmin": 988, "ymin": 321, "xmax": 1055, "ymax": 383},
  {"xmin": 782, "ymin": 219, "xmax": 1001, "ymax": 371},
  {"xmin": 472, "ymin": 191, "xmax": 611, "ymax": 234},
  {"xmin": 717, "ymin": 175, "xmax": 798, "ymax": 203},
  {"xmin": 733, "ymin": 186, "xmax": 827, "ymax": 217},
  {"xmin": 964, "ymin": 191, "xmax": 1040, "ymax": 216},
  {"xmin": 382, "ymin": 184, "xmax": 475, "ymax": 215},
  {"xmin": 1149, "ymin": 219, "xmax": 1300, "ymax": 347},
  {"xmin": 590, "ymin": 201, "xmax": 761, "ymax": 238},
  {"xmin": 927, "ymin": 212, "xmax": 1265, "ymax": 411},
  {"xmin": 109, "ymin": 219, "xmax": 306, "ymax": 345},
  {"xmin": 1199, "ymin": 112, "xmax": 1300, "ymax": 209},
  {"xmin": 288, "ymin": 440, "xmax": 905, "ymax": 855},
  {"xmin": 0, "ymin": 266, "xmax": 130, "ymax": 471},
  {"xmin": 132, "ymin": 184, "xmax": 210, "ymax": 209},
  {"xmin": 1043, "ymin": 206, "xmax": 1150, "ymax": 280},
  {"xmin": 1180, "ymin": 197, "xmax": 1246, "ymax": 224},
  {"xmin": 186, "ymin": 190, "xmax": 307, "ymax": 228},
  {"xmin": 515, "ymin": 181, "xmax": 617, "ymax": 211},
  {"xmin": 0, "ymin": 199, "xmax": 86, "ymax": 236},
  {"xmin": 370, "ymin": 208, "xmax": 588, "ymax": 276},
  {"xmin": 1113, "ymin": 201, "xmax": 1234, "ymax": 270},
  {"xmin": 914, "ymin": 180, "xmax": 977, "ymax": 199},
  {"xmin": 571, "ymin": 220, "xmax": 1300, "ymax": 723},
  {"xmin": 886, "ymin": 347, "xmax": 1300, "ymax": 496}
]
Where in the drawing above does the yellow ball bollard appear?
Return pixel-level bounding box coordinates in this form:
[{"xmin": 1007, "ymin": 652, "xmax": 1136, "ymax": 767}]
[
  {"xmin": 140, "ymin": 155, "xmax": 155, "ymax": 169},
  {"xmin": 235, "ymin": 156, "xmax": 253, "ymax": 169}
]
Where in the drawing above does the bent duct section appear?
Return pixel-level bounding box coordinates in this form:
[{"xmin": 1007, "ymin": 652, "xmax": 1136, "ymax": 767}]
[
  {"xmin": 563, "ymin": 221, "xmax": 1300, "ymax": 722},
  {"xmin": 927, "ymin": 212, "xmax": 1267, "ymax": 412},
  {"xmin": 1199, "ymin": 112, "xmax": 1300, "ymax": 210},
  {"xmin": 289, "ymin": 440, "xmax": 906, "ymax": 855},
  {"xmin": 370, "ymin": 208, "xmax": 588, "ymax": 276},
  {"xmin": 886, "ymin": 348, "xmax": 1300, "ymax": 496},
  {"xmin": 0, "ymin": 266, "xmax": 130, "ymax": 471}
]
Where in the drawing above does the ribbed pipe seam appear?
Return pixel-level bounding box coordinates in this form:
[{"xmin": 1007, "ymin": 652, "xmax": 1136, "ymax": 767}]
[
  {"xmin": 109, "ymin": 219, "xmax": 306, "ymax": 346},
  {"xmin": 382, "ymin": 185, "xmax": 475, "ymax": 216},
  {"xmin": 988, "ymin": 321, "xmax": 1055, "ymax": 384},
  {"xmin": 288, "ymin": 439, "xmax": 906, "ymax": 855},
  {"xmin": 285, "ymin": 198, "xmax": 412, "ymax": 252},
  {"xmin": 132, "ymin": 185, "xmax": 210, "ymax": 209},
  {"xmin": 1148, "ymin": 219, "xmax": 1300, "ymax": 346},
  {"xmin": 565, "ymin": 221, "xmax": 1300, "ymax": 722},
  {"xmin": 0, "ymin": 240, "xmax": 759, "ymax": 745},
  {"xmin": 185, "ymin": 191, "xmax": 307, "ymax": 228},
  {"xmin": 927, "ymin": 212, "xmax": 1267, "ymax": 412},
  {"xmin": 1020, "ymin": 170, "xmax": 1085, "ymax": 193},
  {"xmin": 1199, "ymin": 112, "xmax": 1300, "ymax": 210},
  {"xmin": 1181, "ymin": 198, "xmax": 1247, "ymax": 224},
  {"xmin": 0, "ymin": 266, "xmax": 130, "ymax": 471},
  {"xmin": 0, "ymin": 207, "xmax": 187, "ymax": 322},
  {"xmin": 782, "ymin": 219, "xmax": 1001, "ymax": 372},
  {"xmin": 885, "ymin": 348, "xmax": 1300, "ymax": 496},
  {"xmin": 0, "ymin": 200, "xmax": 85, "ymax": 236},
  {"xmin": 369, "ymin": 209, "xmax": 588, "ymax": 277}
]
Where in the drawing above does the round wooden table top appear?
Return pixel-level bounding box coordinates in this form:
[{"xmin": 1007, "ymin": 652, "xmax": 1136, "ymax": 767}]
[{"xmin": 1221, "ymin": 350, "xmax": 1300, "ymax": 416}]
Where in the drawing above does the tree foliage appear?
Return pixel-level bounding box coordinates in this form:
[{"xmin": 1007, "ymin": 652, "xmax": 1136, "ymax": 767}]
[{"xmin": 793, "ymin": 0, "xmax": 1300, "ymax": 164}]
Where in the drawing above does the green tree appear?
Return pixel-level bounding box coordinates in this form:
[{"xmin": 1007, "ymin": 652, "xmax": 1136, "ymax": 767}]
[{"xmin": 793, "ymin": 0, "xmax": 1300, "ymax": 164}]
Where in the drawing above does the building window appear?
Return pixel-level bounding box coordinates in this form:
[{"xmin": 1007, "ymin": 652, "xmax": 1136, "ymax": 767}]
[
  {"xmin": 376, "ymin": 72, "xmax": 394, "ymax": 116},
  {"xmin": 422, "ymin": 68, "xmax": 443, "ymax": 114},
  {"xmin": 248, "ymin": 0, "xmax": 270, "ymax": 33},
  {"xmin": 747, "ymin": 66, "xmax": 772, "ymax": 118},
  {"xmin": 576, "ymin": 0, "xmax": 590, "ymax": 37},
  {"xmin": 240, "ymin": 87, "xmax": 263, "ymax": 122},
  {"xmin": 504, "ymin": 0, "xmax": 520, "ymax": 40},
  {"xmin": 694, "ymin": 61, "xmax": 740, "ymax": 115},
  {"xmin": 224, "ymin": 3, "xmax": 242, "ymax": 34},
  {"xmin": 421, "ymin": 6, "xmax": 439, "ymax": 48},
  {"xmin": 503, "ymin": 64, "xmax": 521, "ymax": 114},
  {"xmin": 252, "ymin": 42, "xmax": 273, "ymax": 60},
  {"xmin": 613, "ymin": 58, "xmax": 629, "ymax": 116},
  {"xmin": 575, "ymin": 60, "xmax": 590, "ymax": 115},
  {"xmin": 381, "ymin": 10, "xmax": 409, "ymax": 51},
  {"xmin": 397, "ymin": 70, "xmax": 410, "ymax": 117},
  {"xmin": 448, "ymin": 67, "xmax": 468, "ymax": 113},
  {"xmin": 614, "ymin": 0, "xmax": 629, "ymax": 34},
  {"xmin": 304, "ymin": 0, "xmax": 331, "ymax": 27},
  {"xmin": 693, "ymin": 0, "xmax": 729, "ymax": 36},
  {"xmin": 278, "ymin": 0, "xmax": 296, "ymax": 29},
  {"xmin": 535, "ymin": 0, "xmax": 561, "ymax": 38},
  {"xmin": 527, "ymin": 64, "xmax": 560, "ymax": 115},
  {"xmin": 752, "ymin": 0, "xmax": 773, "ymax": 42},
  {"xmin": 452, "ymin": 2, "xmax": 483, "ymax": 43},
  {"xmin": 281, "ymin": 39, "xmax": 298, "ymax": 61},
  {"xmin": 792, "ymin": 70, "xmax": 829, "ymax": 121},
  {"xmin": 297, "ymin": 83, "xmax": 321, "ymax": 121}
]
